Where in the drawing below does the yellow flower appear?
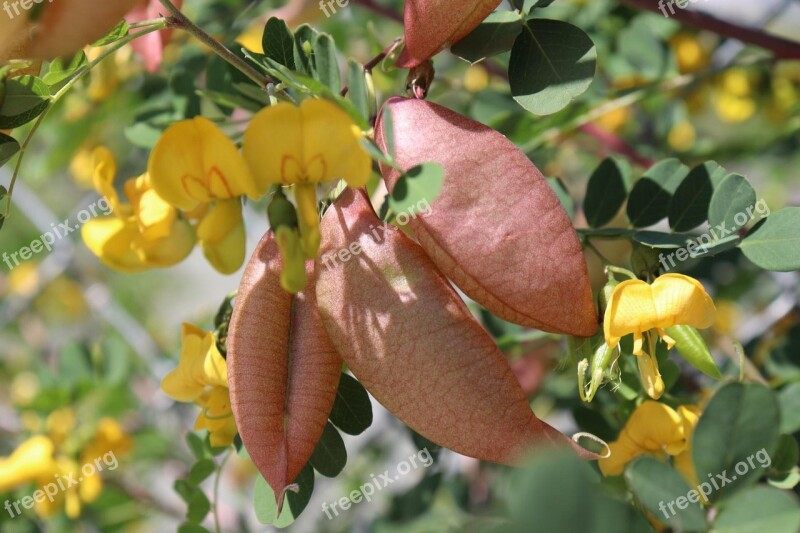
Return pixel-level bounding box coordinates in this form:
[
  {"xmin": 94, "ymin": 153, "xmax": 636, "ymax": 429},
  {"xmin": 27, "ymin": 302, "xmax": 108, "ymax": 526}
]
[
  {"xmin": 82, "ymin": 147, "xmax": 196, "ymax": 272},
  {"xmin": 604, "ymin": 274, "xmax": 716, "ymax": 399},
  {"xmin": 673, "ymin": 405, "xmax": 701, "ymax": 487},
  {"xmin": 196, "ymin": 199, "xmax": 246, "ymax": 275},
  {"xmin": 148, "ymin": 116, "xmax": 261, "ymax": 212},
  {"xmin": 194, "ymin": 386, "xmax": 238, "ymax": 447},
  {"xmin": 46, "ymin": 409, "xmax": 76, "ymax": 448},
  {"xmin": 81, "ymin": 418, "xmax": 133, "ymax": 466},
  {"xmin": 162, "ymin": 324, "xmax": 237, "ymax": 447},
  {"xmin": 161, "ymin": 324, "xmax": 228, "ymax": 402},
  {"xmin": 243, "ymin": 99, "xmax": 371, "ymax": 258},
  {"xmin": 0, "ymin": 436, "xmax": 59, "ymax": 492},
  {"xmin": 599, "ymin": 401, "xmax": 695, "ymax": 477},
  {"xmin": 670, "ymin": 33, "xmax": 709, "ymax": 74}
]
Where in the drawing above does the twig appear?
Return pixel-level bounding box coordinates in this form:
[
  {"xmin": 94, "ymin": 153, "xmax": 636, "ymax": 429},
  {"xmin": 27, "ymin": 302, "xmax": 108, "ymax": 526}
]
[
  {"xmin": 578, "ymin": 123, "xmax": 656, "ymax": 168},
  {"xmin": 157, "ymin": 0, "xmax": 272, "ymax": 88},
  {"xmin": 353, "ymin": 0, "xmax": 403, "ymax": 23},
  {"xmin": 618, "ymin": 0, "xmax": 800, "ymax": 59}
]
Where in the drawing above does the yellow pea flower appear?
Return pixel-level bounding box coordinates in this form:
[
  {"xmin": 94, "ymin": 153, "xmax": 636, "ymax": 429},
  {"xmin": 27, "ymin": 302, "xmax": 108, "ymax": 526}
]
[
  {"xmin": 0, "ymin": 436, "xmax": 59, "ymax": 492},
  {"xmin": 196, "ymin": 199, "xmax": 246, "ymax": 275},
  {"xmin": 194, "ymin": 386, "xmax": 238, "ymax": 447},
  {"xmin": 599, "ymin": 401, "xmax": 696, "ymax": 477},
  {"xmin": 243, "ymin": 99, "xmax": 372, "ymax": 259},
  {"xmin": 80, "ymin": 418, "xmax": 133, "ymax": 466},
  {"xmin": 162, "ymin": 324, "xmax": 238, "ymax": 446},
  {"xmin": 673, "ymin": 405, "xmax": 701, "ymax": 487},
  {"xmin": 148, "ymin": 116, "xmax": 262, "ymax": 212},
  {"xmin": 161, "ymin": 324, "xmax": 228, "ymax": 402},
  {"xmin": 604, "ymin": 273, "xmax": 716, "ymax": 399},
  {"xmin": 82, "ymin": 147, "xmax": 196, "ymax": 272}
]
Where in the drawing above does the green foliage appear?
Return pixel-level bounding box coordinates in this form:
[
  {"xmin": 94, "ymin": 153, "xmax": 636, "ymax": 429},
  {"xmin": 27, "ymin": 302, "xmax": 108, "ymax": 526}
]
[{"xmin": 509, "ymin": 19, "xmax": 597, "ymax": 115}]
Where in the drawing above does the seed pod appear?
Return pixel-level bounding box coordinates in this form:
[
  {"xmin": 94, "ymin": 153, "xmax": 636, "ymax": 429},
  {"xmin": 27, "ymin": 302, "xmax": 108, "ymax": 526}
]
[
  {"xmin": 664, "ymin": 325, "xmax": 722, "ymax": 379},
  {"xmin": 316, "ymin": 188, "xmax": 592, "ymax": 463},
  {"xmin": 396, "ymin": 0, "xmax": 502, "ymax": 68},
  {"xmin": 376, "ymin": 98, "xmax": 597, "ymax": 337},
  {"xmin": 227, "ymin": 232, "xmax": 342, "ymax": 510}
]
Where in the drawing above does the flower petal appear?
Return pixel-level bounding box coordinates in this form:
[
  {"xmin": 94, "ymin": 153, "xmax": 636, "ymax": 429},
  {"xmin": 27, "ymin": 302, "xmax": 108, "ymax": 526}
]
[
  {"xmin": 603, "ymin": 279, "xmax": 657, "ymax": 347},
  {"xmin": 149, "ymin": 117, "xmax": 261, "ymax": 211},
  {"xmin": 652, "ymin": 273, "xmax": 716, "ymax": 330},
  {"xmin": 197, "ymin": 200, "xmax": 246, "ymax": 274},
  {"xmin": 243, "ymin": 102, "xmax": 304, "ymax": 188},
  {"xmin": 81, "ymin": 217, "xmax": 147, "ymax": 273},
  {"xmin": 300, "ymin": 99, "xmax": 371, "ymax": 186}
]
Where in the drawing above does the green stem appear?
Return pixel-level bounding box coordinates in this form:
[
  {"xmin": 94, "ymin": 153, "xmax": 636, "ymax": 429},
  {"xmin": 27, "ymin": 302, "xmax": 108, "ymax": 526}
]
[
  {"xmin": 606, "ymin": 265, "xmax": 638, "ymax": 281},
  {"xmin": 157, "ymin": 0, "xmax": 272, "ymax": 88},
  {"xmin": 4, "ymin": 20, "xmax": 169, "ymax": 219},
  {"xmin": 213, "ymin": 450, "xmax": 233, "ymax": 533}
]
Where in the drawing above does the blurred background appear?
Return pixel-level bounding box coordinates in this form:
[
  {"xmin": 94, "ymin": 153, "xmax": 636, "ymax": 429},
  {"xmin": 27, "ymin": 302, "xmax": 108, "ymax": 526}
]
[{"xmin": 1, "ymin": 0, "xmax": 798, "ymax": 531}]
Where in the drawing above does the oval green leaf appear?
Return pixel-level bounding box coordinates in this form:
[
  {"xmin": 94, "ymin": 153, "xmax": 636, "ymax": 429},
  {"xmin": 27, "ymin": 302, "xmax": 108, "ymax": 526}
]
[
  {"xmin": 740, "ymin": 207, "xmax": 800, "ymax": 271},
  {"xmin": 692, "ymin": 383, "xmax": 780, "ymax": 502},
  {"xmin": 509, "ymin": 19, "xmax": 597, "ymax": 116}
]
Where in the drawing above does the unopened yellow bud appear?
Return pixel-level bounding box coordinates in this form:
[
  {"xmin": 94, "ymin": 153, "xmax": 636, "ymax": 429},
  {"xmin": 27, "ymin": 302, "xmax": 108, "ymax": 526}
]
[{"xmin": 294, "ymin": 184, "xmax": 321, "ymax": 259}]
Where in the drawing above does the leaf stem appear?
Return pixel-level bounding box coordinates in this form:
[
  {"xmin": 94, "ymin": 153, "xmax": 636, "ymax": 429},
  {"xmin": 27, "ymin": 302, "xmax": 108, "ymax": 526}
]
[{"xmin": 157, "ymin": 0, "xmax": 272, "ymax": 88}]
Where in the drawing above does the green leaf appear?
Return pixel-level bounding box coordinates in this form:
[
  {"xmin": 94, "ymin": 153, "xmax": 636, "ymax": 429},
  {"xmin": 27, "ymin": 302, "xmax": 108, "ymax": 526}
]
[
  {"xmin": 178, "ymin": 524, "xmax": 211, "ymax": 533},
  {"xmin": 708, "ymin": 173, "xmax": 757, "ymax": 235},
  {"xmin": 262, "ymin": 18, "xmax": 296, "ymax": 70},
  {"xmin": 713, "ymin": 487, "xmax": 800, "ymax": 533},
  {"xmin": 186, "ymin": 432, "xmax": 209, "ymax": 461},
  {"xmin": 313, "ymin": 34, "xmax": 341, "ymax": 92},
  {"xmin": 668, "ymin": 161, "xmax": 727, "ymax": 232},
  {"xmin": 450, "ymin": 11, "xmax": 524, "ymax": 64},
  {"xmin": 583, "ymin": 157, "xmax": 632, "ymax": 228},
  {"xmin": 293, "ymin": 24, "xmax": 319, "ymax": 76},
  {"xmin": 347, "ymin": 60, "xmax": 370, "ymax": 122},
  {"xmin": 329, "ymin": 373, "xmax": 373, "ymax": 435},
  {"xmin": 92, "ymin": 20, "xmax": 130, "ymax": 47},
  {"xmin": 509, "ymin": 19, "xmax": 596, "ymax": 116},
  {"xmin": 42, "ymin": 52, "xmax": 88, "ymax": 89},
  {"xmin": 389, "ymin": 162, "xmax": 444, "ymax": 216},
  {"xmin": 186, "ymin": 490, "xmax": 210, "ymax": 524},
  {"xmin": 379, "ymin": 105, "xmax": 395, "ymax": 160},
  {"xmin": 692, "ymin": 383, "xmax": 780, "ymax": 502},
  {"xmin": 771, "ymin": 434, "xmax": 799, "ymax": 474},
  {"xmin": 625, "ymin": 457, "xmax": 707, "ymax": 532},
  {"xmin": 0, "ymin": 76, "xmax": 50, "ymax": 129},
  {"xmin": 0, "ymin": 133, "xmax": 20, "ymax": 168},
  {"xmin": 309, "ymin": 422, "xmax": 347, "ymax": 477},
  {"xmin": 627, "ymin": 158, "xmax": 689, "ymax": 227},
  {"xmin": 506, "ymin": 451, "xmax": 644, "ymax": 532},
  {"xmin": 617, "ymin": 18, "xmax": 666, "ymax": 81},
  {"xmin": 664, "ymin": 325, "xmax": 721, "ymax": 379},
  {"xmin": 740, "ymin": 207, "xmax": 800, "ymax": 271},
  {"xmin": 778, "ymin": 382, "xmax": 800, "ymax": 434},
  {"xmin": 188, "ymin": 459, "xmax": 216, "ymax": 485}
]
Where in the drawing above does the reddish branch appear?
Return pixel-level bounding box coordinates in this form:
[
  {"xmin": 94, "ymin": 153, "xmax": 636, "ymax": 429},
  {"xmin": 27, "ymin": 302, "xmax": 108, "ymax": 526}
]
[
  {"xmin": 353, "ymin": 0, "xmax": 403, "ymax": 23},
  {"xmin": 578, "ymin": 123, "xmax": 656, "ymax": 168},
  {"xmin": 619, "ymin": 0, "xmax": 800, "ymax": 59}
]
